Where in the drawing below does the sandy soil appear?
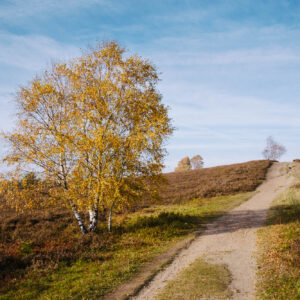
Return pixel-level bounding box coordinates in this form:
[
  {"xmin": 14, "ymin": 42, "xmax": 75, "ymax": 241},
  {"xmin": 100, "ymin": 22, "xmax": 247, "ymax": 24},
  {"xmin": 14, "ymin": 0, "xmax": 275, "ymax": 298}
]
[{"xmin": 131, "ymin": 162, "xmax": 294, "ymax": 300}]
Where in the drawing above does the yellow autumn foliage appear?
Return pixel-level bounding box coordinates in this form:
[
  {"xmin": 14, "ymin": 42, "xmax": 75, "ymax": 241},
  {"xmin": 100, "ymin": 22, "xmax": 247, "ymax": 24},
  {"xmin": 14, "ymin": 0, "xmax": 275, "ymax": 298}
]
[{"xmin": 1, "ymin": 41, "xmax": 173, "ymax": 233}]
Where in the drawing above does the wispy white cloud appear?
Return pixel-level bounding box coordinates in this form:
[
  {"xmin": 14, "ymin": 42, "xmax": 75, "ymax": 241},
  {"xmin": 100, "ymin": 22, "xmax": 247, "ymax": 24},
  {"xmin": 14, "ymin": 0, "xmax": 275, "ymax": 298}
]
[
  {"xmin": 0, "ymin": 32, "xmax": 80, "ymax": 71},
  {"xmin": 154, "ymin": 48, "xmax": 300, "ymax": 66},
  {"xmin": 137, "ymin": 23, "xmax": 300, "ymax": 69},
  {"xmin": 167, "ymin": 142, "xmax": 260, "ymax": 150},
  {"xmin": 160, "ymin": 82, "xmax": 299, "ymax": 170},
  {"xmin": 0, "ymin": 32, "xmax": 80, "ymax": 141},
  {"xmin": 0, "ymin": 92, "xmax": 17, "ymax": 131},
  {"xmin": 168, "ymin": 92, "xmax": 299, "ymax": 127},
  {"xmin": 0, "ymin": 0, "xmax": 110, "ymax": 20}
]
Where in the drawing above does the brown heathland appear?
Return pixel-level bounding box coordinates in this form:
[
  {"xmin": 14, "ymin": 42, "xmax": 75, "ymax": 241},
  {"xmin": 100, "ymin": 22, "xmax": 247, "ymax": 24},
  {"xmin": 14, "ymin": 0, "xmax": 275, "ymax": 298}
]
[
  {"xmin": 0, "ymin": 160, "xmax": 272, "ymax": 295},
  {"xmin": 160, "ymin": 160, "xmax": 273, "ymax": 203}
]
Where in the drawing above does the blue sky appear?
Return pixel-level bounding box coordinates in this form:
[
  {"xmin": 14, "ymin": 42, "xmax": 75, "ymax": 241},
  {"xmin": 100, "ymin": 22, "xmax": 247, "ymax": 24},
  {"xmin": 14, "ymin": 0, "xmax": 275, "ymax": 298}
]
[{"xmin": 0, "ymin": 0, "xmax": 300, "ymax": 171}]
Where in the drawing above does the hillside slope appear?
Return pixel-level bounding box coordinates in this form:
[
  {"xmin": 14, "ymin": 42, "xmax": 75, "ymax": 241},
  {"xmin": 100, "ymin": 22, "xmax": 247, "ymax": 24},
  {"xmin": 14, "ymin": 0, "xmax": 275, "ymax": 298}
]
[{"xmin": 160, "ymin": 160, "xmax": 272, "ymax": 203}]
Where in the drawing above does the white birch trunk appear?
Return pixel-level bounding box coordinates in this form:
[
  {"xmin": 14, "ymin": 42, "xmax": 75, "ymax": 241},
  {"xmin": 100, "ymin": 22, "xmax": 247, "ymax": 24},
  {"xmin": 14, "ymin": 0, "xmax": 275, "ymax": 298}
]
[
  {"xmin": 108, "ymin": 207, "xmax": 112, "ymax": 232},
  {"xmin": 69, "ymin": 201, "xmax": 88, "ymax": 234},
  {"xmin": 88, "ymin": 207, "xmax": 98, "ymax": 232}
]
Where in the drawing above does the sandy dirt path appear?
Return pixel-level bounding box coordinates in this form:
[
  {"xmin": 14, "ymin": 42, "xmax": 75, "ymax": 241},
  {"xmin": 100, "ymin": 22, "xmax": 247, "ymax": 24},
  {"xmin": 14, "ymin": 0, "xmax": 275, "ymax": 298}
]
[{"xmin": 132, "ymin": 162, "xmax": 294, "ymax": 300}]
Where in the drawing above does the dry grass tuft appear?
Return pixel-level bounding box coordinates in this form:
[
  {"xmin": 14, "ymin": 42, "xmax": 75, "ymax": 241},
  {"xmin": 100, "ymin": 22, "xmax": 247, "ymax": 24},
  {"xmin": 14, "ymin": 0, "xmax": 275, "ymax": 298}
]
[{"xmin": 291, "ymin": 182, "xmax": 300, "ymax": 189}]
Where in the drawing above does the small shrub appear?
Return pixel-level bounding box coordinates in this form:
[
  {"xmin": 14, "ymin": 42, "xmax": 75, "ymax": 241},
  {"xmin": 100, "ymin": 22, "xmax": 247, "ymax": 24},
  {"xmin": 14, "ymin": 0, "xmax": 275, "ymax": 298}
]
[
  {"xmin": 18, "ymin": 242, "xmax": 33, "ymax": 255},
  {"xmin": 127, "ymin": 212, "xmax": 198, "ymax": 232}
]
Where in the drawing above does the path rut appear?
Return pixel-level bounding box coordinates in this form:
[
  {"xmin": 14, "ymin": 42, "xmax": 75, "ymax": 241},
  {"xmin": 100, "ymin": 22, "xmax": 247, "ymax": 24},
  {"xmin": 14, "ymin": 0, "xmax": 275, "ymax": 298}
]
[{"xmin": 131, "ymin": 162, "xmax": 294, "ymax": 300}]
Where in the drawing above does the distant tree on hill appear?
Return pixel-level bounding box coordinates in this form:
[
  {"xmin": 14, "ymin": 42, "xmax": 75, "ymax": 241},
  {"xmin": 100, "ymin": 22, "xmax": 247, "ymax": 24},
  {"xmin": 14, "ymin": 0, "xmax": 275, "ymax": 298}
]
[
  {"xmin": 191, "ymin": 155, "xmax": 204, "ymax": 169},
  {"xmin": 175, "ymin": 156, "xmax": 191, "ymax": 172},
  {"xmin": 262, "ymin": 136, "xmax": 286, "ymax": 160}
]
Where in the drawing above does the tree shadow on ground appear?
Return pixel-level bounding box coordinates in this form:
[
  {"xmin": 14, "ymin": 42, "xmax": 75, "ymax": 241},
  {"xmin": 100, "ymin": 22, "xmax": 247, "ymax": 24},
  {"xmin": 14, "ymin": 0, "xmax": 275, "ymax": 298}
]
[
  {"xmin": 202, "ymin": 205, "xmax": 300, "ymax": 236},
  {"xmin": 121, "ymin": 205, "xmax": 300, "ymax": 237},
  {"xmin": 120, "ymin": 212, "xmax": 203, "ymax": 234}
]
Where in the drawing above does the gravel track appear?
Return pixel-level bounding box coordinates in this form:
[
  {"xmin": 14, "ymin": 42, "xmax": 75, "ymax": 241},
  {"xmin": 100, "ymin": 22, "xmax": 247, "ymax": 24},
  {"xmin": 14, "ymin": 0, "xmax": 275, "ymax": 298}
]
[{"xmin": 132, "ymin": 162, "xmax": 294, "ymax": 300}]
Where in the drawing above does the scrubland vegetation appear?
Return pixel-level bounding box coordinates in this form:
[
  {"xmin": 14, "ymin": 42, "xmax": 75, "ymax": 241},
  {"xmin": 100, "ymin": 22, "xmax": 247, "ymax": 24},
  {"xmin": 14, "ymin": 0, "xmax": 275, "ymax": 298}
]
[
  {"xmin": 0, "ymin": 160, "xmax": 271, "ymax": 299},
  {"xmin": 160, "ymin": 160, "xmax": 272, "ymax": 203},
  {"xmin": 257, "ymin": 165, "xmax": 300, "ymax": 299}
]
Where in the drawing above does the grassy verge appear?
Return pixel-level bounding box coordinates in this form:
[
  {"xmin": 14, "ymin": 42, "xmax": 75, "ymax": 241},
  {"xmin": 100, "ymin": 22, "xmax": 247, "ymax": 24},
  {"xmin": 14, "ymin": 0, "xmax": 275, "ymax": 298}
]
[
  {"xmin": 155, "ymin": 257, "xmax": 232, "ymax": 300},
  {"xmin": 0, "ymin": 192, "xmax": 253, "ymax": 299},
  {"xmin": 256, "ymin": 185, "xmax": 300, "ymax": 299}
]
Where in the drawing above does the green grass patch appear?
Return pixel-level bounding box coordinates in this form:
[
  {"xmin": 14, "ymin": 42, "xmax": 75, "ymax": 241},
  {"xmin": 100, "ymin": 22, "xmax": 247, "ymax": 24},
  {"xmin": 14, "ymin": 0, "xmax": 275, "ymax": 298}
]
[
  {"xmin": 155, "ymin": 257, "xmax": 232, "ymax": 300},
  {"xmin": 0, "ymin": 192, "xmax": 253, "ymax": 299},
  {"xmin": 256, "ymin": 187, "xmax": 300, "ymax": 300}
]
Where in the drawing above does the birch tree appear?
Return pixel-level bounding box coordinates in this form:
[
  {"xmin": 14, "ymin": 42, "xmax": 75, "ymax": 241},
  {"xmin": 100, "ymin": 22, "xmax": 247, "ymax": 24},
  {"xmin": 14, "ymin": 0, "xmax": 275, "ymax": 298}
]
[
  {"xmin": 191, "ymin": 155, "xmax": 204, "ymax": 169},
  {"xmin": 175, "ymin": 156, "xmax": 191, "ymax": 172},
  {"xmin": 262, "ymin": 136, "xmax": 286, "ymax": 160},
  {"xmin": 2, "ymin": 41, "xmax": 173, "ymax": 234}
]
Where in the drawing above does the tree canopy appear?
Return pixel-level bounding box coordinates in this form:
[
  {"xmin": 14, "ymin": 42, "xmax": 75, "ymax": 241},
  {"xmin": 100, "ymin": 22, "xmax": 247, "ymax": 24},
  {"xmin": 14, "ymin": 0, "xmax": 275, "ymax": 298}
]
[
  {"xmin": 262, "ymin": 136, "xmax": 286, "ymax": 161},
  {"xmin": 175, "ymin": 155, "xmax": 204, "ymax": 172},
  {"xmin": 191, "ymin": 155, "xmax": 204, "ymax": 169},
  {"xmin": 175, "ymin": 157, "xmax": 191, "ymax": 172},
  {"xmin": 2, "ymin": 41, "xmax": 173, "ymax": 234}
]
